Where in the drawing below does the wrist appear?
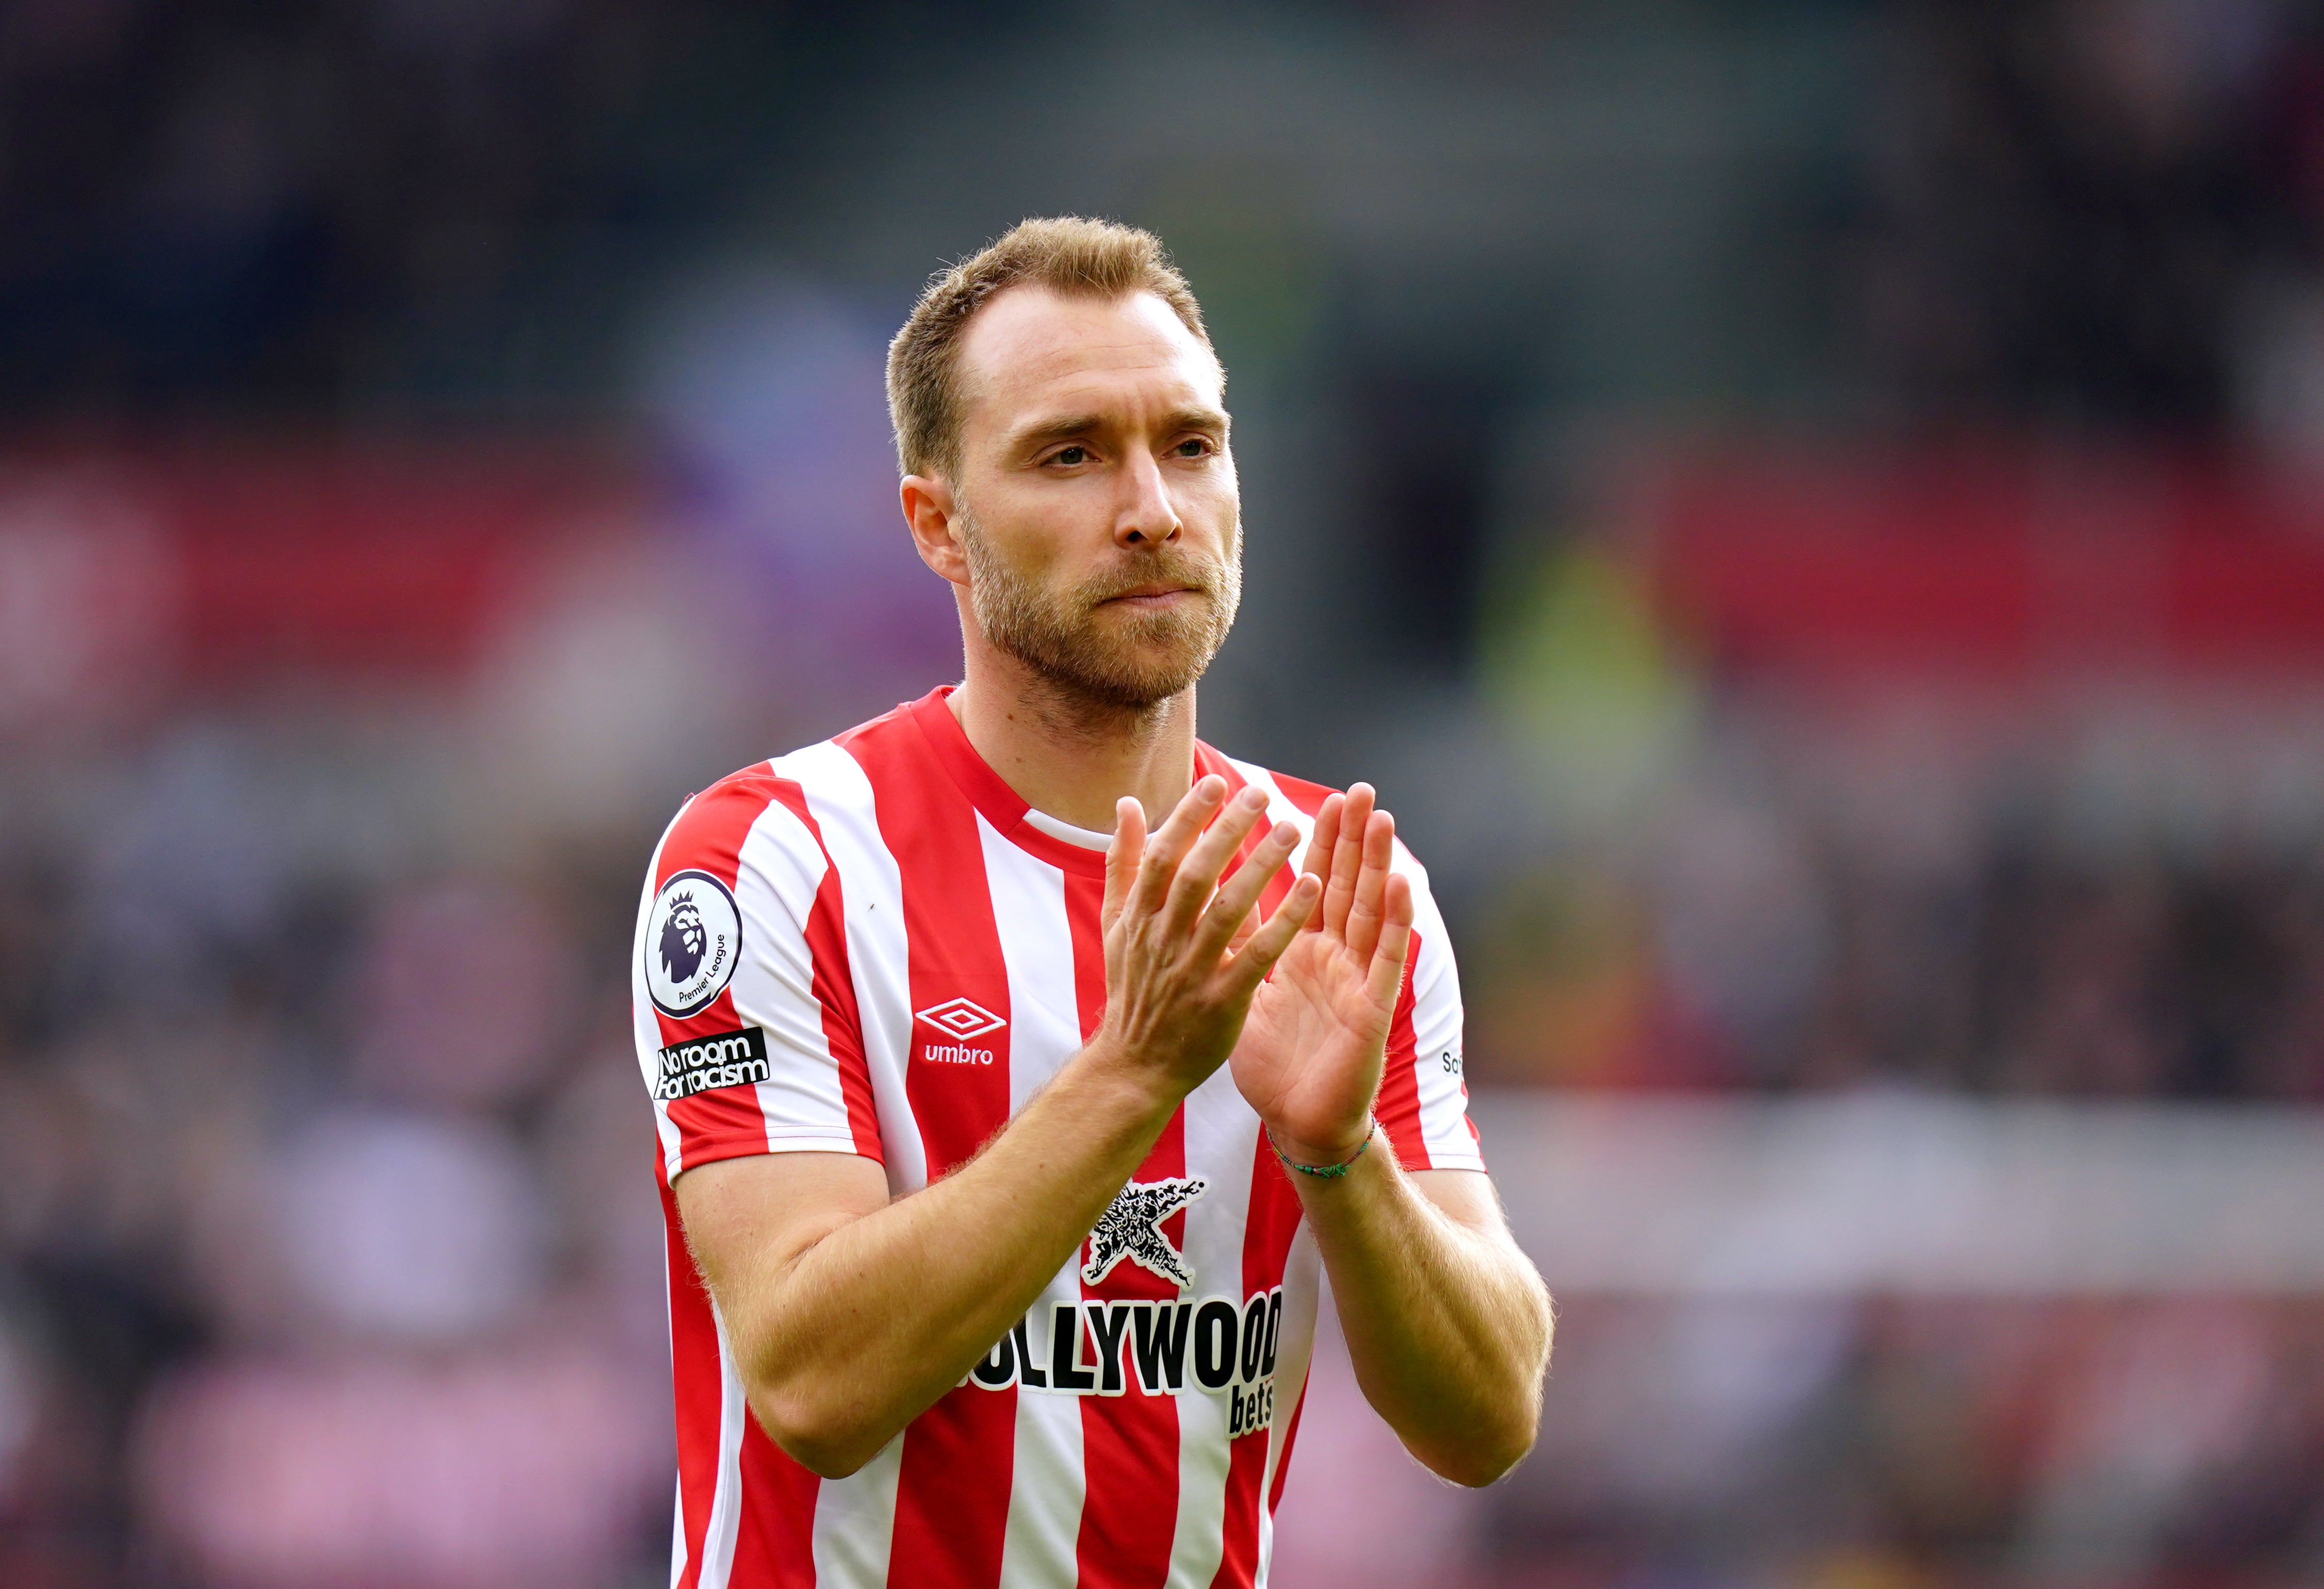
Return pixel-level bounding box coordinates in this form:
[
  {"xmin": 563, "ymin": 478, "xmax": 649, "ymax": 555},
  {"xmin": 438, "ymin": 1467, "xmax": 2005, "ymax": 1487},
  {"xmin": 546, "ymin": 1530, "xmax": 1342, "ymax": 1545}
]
[
  {"xmin": 1072, "ymin": 1033, "xmax": 1188, "ymax": 1127},
  {"xmin": 1264, "ymin": 1116, "xmax": 1377, "ymax": 1177}
]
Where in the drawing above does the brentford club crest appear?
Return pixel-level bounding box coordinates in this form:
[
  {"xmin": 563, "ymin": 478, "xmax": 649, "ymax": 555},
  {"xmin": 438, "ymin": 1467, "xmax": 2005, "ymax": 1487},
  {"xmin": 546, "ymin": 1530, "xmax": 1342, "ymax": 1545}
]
[
  {"xmin": 1083, "ymin": 1176, "xmax": 1208, "ymax": 1289},
  {"xmin": 645, "ymin": 869, "xmax": 742, "ymax": 1018}
]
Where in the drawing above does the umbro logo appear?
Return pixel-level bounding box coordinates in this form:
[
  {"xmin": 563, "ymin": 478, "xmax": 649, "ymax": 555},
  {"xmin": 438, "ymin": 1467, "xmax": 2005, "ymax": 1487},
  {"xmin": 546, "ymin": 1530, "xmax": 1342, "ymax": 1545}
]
[{"xmin": 915, "ymin": 997, "xmax": 1006, "ymax": 1041}]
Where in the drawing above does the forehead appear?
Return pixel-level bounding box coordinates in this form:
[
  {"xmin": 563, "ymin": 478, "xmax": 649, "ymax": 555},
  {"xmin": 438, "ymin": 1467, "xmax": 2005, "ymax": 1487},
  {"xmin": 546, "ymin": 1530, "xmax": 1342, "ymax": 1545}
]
[{"xmin": 954, "ymin": 286, "xmax": 1223, "ymax": 431}]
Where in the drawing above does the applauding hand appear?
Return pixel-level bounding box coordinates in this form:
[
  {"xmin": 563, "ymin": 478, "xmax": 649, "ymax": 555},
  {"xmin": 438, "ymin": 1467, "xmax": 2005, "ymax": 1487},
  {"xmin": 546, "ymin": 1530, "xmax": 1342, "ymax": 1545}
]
[
  {"xmin": 1096, "ymin": 776, "xmax": 1322, "ymax": 1093},
  {"xmin": 1231, "ymin": 783, "xmax": 1412, "ymax": 1168}
]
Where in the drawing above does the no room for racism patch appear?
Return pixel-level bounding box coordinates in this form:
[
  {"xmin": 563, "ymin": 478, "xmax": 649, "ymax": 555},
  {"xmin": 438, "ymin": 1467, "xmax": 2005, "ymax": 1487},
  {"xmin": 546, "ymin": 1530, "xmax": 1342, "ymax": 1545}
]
[{"xmin": 654, "ymin": 1025, "xmax": 772, "ymax": 1102}]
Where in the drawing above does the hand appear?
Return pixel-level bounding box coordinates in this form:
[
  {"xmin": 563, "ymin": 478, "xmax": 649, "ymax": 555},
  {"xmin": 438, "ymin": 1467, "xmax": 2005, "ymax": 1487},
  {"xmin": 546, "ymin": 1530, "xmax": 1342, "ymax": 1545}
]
[
  {"xmin": 1231, "ymin": 783, "xmax": 1413, "ymax": 1165},
  {"xmin": 1095, "ymin": 776, "xmax": 1322, "ymax": 1094}
]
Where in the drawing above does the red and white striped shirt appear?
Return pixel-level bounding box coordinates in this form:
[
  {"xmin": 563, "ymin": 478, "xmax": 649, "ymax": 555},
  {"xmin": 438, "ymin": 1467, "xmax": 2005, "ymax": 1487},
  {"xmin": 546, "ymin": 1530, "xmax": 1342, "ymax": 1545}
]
[{"xmin": 631, "ymin": 688, "xmax": 1482, "ymax": 1589}]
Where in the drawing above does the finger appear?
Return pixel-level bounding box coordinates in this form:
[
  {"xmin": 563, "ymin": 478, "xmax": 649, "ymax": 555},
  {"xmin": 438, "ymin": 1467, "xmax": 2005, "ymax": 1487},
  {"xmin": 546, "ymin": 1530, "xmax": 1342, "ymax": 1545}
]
[
  {"xmin": 1345, "ymin": 807, "xmax": 1397, "ymax": 966},
  {"xmin": 1130, "ymin": 775, "xmax": 1228, "ymax": 920},
  {"xmin": 1364, "ymin": 872, "xmax": 1415, "ymax": 1012},
  {"xmin": 1102, "ymin": 796, "xmax": 1145, "ymax": 937},
  {"xmin": 1294, "ymin": 793, "xmax": 1345, "ymax": 927},
  {"xmin": 1163, "ymin": 783, "xmax": 1271, "ymax": 935},
  {"xmin": 1196, "ymin": 817, "xmax": 1301, "ymax": 956},
  {"xmin": 1323, "ymin": 783, "xmax": 1375, "ymax": 941},
  {"xmin": 1224, "ymin": 871, "xmax": 1322, "ymax": 992}
]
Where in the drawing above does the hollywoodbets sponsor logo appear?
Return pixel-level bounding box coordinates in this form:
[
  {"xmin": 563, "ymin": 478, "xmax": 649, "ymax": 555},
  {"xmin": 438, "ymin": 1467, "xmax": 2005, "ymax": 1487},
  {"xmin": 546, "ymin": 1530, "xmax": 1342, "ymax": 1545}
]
[
  {"xmin": 965, "ymin": 1287, "xmax": 1285, "ymax": 1438},
  {"xmin": 654, "ymin": 1026, "xmax": 772, "ymax": 1100}
]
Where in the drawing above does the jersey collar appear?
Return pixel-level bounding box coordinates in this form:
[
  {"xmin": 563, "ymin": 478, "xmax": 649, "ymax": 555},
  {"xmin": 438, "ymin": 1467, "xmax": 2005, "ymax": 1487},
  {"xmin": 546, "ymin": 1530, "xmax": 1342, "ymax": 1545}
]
[{"xmin": 904, "ymin": 686, "xmax": 1245, "ymax": 880}]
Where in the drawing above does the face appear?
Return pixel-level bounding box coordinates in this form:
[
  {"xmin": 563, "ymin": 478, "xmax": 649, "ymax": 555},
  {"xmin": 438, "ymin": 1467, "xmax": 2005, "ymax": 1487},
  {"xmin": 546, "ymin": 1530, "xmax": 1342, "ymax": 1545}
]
[{"xmin": 905, "ymin": 286, "xmax": 1241, "ymax": 712}]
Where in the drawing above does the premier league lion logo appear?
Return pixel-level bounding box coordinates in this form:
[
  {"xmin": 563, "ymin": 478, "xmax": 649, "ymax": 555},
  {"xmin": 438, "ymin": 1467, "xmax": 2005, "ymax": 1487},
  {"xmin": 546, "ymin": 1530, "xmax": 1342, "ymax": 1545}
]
[
  {"xmin": 660, "ymin": 892, "xmax": 707, "ymax": 983},
  {"xmin": 644, "ymin": 869, "xmax": 741, "ymax": 1019}
]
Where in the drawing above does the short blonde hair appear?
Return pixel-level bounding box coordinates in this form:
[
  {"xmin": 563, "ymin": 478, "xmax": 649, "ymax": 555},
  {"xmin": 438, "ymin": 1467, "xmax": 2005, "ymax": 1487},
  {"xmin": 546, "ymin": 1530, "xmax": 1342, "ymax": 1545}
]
[{"xmin": 886, "ymin": 216, "xmax": 1213, "ymax": 478}]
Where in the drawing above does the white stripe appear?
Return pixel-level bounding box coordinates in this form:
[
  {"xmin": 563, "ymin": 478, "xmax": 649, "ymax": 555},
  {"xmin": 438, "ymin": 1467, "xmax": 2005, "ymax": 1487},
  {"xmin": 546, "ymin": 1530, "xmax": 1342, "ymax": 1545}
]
[
  {"xmin": 1166, "ymin": 1065, "xmax": 1260, "ymax": 1588},
  {"xmin": 634, "ymin": 805, "xmax": 691, "ymax": 1180},
  {"xmin": 1004, "ymin": 1265, "xmax": 1092, "ymax": 1582},
  {"xmin": 980, "ymin": 822, "xmax": 1093, "ymax": 1579},
  {"xmin": 778, "ymin": 740, "xmax": 928, "ymax": 1195},
  {"xmin": 729, "ymin": 798, "xmax": 859, "ymax": 1148},
  {"xmin": 977, "ymin": 816, "xmax": 1085, "ymax": 1109},
  {"xmin": 774, "ymin": 740, "xmax": 914, "ymax": 1587},
  {"xmin": 808, "ymin": 1437, "xmax": 904, "ymax": 1589},
  {"xmin": 1224, "ymin": 762, "xmax": 1321, "ymax": 878},
  {"xmin": 698, "ymin": 1305, "xmax": 751, "ymax": 1589},
  {"xmin": 1254, "ymin": 1225, "xmax": 1322, "ymax": 1588}
]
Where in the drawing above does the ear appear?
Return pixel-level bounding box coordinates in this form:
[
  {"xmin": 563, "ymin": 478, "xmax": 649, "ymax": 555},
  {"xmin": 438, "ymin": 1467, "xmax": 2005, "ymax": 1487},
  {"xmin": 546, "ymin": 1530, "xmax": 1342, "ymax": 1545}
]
[{"xmin": 901, "ymin": 474, "xmax": 970, "ymax": 587}]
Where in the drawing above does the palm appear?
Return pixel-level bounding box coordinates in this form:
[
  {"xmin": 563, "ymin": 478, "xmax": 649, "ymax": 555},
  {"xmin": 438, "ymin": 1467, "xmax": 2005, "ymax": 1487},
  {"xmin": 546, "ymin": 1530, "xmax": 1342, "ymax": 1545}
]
[{"xmin": 1229, "ymin": 785, "xmax": 1412, "ymax": 1161}]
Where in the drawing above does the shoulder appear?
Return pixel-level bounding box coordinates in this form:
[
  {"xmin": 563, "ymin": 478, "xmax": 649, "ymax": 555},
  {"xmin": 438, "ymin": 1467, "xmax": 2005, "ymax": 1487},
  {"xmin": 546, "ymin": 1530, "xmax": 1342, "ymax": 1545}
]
[
  {"xmin": 1255, "ymin": 765, "xmax": 1342, "ymax": 819},
  {"xmin": 651, "ymin": 763, "xmax": 810, "ymax": 875},
  {"xmin": 652, "ymin": 701, "xmax": 924, "ymax": 877},
  {"xmin": 1205, "ymin": 747, "xmax": 1337, "ymax": 814},
  {"xmin": 1209, "ymin": 749, "xmax": 1437, "ymax": 878}
]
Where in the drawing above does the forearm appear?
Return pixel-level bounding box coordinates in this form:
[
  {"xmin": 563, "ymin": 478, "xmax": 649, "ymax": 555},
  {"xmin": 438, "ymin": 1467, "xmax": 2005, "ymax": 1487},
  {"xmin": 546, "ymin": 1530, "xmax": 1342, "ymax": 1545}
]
[
  {"xmin": 708, "ymin": 1043, "xmax": 1178, "ymax": 1475},
  {"xmin": 1298, "ymin": 1149, "xmax": 1552, "ymax": 1486}
]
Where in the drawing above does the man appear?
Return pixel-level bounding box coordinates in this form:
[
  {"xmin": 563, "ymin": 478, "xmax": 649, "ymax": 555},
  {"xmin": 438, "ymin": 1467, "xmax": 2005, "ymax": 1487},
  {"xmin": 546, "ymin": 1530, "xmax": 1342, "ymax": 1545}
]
[{"xmin": 633, "ymin": 217, "xmax": 1551, "ymax": 1589}]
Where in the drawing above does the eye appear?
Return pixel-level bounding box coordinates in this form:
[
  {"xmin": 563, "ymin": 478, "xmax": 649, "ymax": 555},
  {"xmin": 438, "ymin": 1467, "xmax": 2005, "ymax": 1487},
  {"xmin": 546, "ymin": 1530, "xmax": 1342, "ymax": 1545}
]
[
  {"xmin": 1049, "ymin": 445, "xmax": 1090, "ymax": 467},
  {"xmin": 1172, "ymin": 437, "xmax": 1215, "ymax": 459}
]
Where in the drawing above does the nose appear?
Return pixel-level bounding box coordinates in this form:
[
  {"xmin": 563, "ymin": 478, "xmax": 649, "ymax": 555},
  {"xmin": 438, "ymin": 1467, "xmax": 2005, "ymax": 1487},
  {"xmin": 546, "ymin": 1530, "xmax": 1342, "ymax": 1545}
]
[{"xmin": 1115, "ymin": 450, "xmax": 1182, "ymax": 549}]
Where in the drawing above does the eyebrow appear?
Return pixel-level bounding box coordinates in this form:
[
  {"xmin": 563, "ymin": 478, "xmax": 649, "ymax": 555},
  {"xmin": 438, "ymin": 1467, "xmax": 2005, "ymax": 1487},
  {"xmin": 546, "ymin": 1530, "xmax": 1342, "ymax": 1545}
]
[{"xmin": 1006, "ymin": 406, "xmax": 1230, "ymax": 455}]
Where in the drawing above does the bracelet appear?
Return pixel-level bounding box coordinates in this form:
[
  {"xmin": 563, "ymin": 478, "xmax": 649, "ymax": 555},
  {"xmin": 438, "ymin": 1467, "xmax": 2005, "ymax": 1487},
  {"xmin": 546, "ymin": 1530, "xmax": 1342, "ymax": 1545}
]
[{"xmin": 1267, "ymin": 1117, "xmax": 1376, "ymax": 1179}]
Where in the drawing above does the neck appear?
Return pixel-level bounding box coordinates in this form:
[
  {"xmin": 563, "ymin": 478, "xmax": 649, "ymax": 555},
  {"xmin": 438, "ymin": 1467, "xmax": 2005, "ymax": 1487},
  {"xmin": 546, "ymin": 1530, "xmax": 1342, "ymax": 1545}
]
[{"xmin": 948, "ymin": 646, "xmax": 1198, "ymax": 835}]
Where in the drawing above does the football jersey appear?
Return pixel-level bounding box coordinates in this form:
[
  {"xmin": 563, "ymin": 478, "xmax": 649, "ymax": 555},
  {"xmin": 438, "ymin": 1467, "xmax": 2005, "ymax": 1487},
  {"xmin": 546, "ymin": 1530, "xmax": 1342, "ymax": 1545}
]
[{"xmin": 631, "ymin": 687, "xmax": 1482, "ymax": 1589}]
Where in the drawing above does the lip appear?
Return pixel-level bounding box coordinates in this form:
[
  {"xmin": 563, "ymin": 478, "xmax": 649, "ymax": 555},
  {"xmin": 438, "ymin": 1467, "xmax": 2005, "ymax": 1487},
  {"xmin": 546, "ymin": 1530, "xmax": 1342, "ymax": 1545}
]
[{"xmin": 1102, "ymin": 584, "xmax": 1198, "ymax": 606}]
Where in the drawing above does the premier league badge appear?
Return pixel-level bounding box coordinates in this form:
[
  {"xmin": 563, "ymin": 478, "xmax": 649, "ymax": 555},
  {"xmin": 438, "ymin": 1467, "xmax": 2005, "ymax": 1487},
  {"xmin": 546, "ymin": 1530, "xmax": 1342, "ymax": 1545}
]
[{"xmin": 645, "ymin": 869, "xmax": 742, "ymax": 1018}]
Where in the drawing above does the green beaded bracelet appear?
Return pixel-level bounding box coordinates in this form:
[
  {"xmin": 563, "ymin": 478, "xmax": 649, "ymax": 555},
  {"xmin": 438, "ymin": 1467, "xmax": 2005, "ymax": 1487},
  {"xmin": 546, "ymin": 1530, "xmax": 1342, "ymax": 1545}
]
[{"xmin": 1267, "ymin": 1116, "xmax": 1376, "ymax": 1179}]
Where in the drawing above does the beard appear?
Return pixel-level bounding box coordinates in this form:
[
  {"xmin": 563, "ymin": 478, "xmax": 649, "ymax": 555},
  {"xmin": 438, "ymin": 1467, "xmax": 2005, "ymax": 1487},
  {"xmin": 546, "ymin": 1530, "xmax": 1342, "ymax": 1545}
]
[{"xmin": 958, "ymin": 504, "xmax": 1242, "ymax": 714}]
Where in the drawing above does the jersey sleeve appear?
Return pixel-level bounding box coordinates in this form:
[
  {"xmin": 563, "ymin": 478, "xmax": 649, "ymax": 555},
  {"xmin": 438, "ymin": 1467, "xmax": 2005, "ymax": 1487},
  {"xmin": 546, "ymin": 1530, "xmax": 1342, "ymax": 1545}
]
[
  {"xmin": 1374, "ymin": 840, "xmax": 1485, "ymax": 1172},
  {"xmin": 632, "ymin": 769, "xmax": 883, "ymax": 1184}
]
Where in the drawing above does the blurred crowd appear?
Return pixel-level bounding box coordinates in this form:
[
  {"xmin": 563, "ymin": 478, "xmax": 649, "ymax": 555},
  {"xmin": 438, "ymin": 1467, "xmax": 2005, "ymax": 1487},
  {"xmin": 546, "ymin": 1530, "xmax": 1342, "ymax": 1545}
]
[
  {"xmin": 1857, "ymin": 0, "xmax": 2324, "ymax": 444},
  {"xmin": 0, "ymin": 723, "xmax": 675, "ymax": 1585},
  {"xmin": 1552, "ymin": 1292, "xmax": 2324, "ymax": 1587},
  {"xmin": 1462, "ymin": 684, "xmax": 2324, "ymax": 1100},
  {"xmin": 0, "ymin": 0, "xmax": 727, "ymax": 413},
  {"xmin": 5, "ymin": 0, "xmax": 2324, "ymax": 1586},
  {"xmin": 1285, "ymin": 1293, "xmax": 2324, "ymax": 1589}
]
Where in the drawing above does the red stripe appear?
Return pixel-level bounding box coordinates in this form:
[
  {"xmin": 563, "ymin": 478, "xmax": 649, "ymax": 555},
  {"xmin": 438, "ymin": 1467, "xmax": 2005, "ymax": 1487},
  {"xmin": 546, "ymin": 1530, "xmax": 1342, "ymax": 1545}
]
[
  {"xmin": 846, "ymin": 713, "xmax": 1016, "ymax": 1589},
  {"xmin": 1254, "ymin": 838, "xmax": 1313, "ymax": 1578},
  {"xmin": 1211, "ymin": 1118, "xmax": 1307, "ymax": 1587},
  {"xmin": 661, "ymin": 1170, "xmax": 731, "ymax": 1589},
  {"xmin": 766, "ymin": 779, "xmax": 883, "ymax": 1159},
  {"xmin": 1069, "ymin": 868, "xmax": 1187, "ymax": 1587},
  {"xmin": 654, "ymin": 773, "xmax": 781, "ymax": 1171},
  {"xmin": 1196, "ymin": 743, "xmax": 1246, "ymax": 800},
  {"xmin": 1376, "ymin": 930, "xmax": 1430, "ymax": 1169},
  {"xmin": 1262, "ymin": 768, "xmax": 1337, "ymax": 816},
  {"xmin": 1201, "ymin": 800, "xmax": 1308, "ymax": 1589},
  {"xmin": 730, "ymin": 1420, "xmax": 820, "ymax": 1589}
]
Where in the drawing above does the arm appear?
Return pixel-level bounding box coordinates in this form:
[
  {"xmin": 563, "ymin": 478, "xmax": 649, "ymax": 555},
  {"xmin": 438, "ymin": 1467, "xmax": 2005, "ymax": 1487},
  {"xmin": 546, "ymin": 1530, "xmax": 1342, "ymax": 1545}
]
[
  {"xmin": 1234, "ymin": 785, "xmax": 1552, "ymax": 1486},
  {"xmin": 1297, "ymin": 1162, "xmax": 1550, "ymax": 1486},
  {"xmin": 675, "ymin": 777, "xmax": 1321, "ymax": 1478}
]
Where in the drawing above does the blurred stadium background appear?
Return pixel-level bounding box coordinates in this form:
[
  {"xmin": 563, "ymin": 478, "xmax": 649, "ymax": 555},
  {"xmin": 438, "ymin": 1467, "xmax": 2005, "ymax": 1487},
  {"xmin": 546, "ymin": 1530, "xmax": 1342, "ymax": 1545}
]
[{"xmin": 8, "ymin": 2, "xmax": 2324, "ymax": 1585}]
